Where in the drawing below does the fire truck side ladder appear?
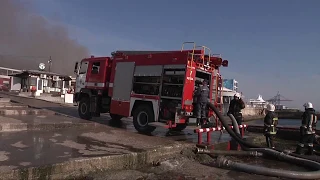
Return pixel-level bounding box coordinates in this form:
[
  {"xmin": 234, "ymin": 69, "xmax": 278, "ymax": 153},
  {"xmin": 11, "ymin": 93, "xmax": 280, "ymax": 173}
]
[
  {"xmin": 195, "ymin": 45, "xmax": 211, "ymax": 65},
  {"xmin": 211, "ymin": 69, "xmax": 223, "ymax": 127},
  {"xmin": 181, "ymin": 42, "xmax": 196, "ymax": 76},
  {"xmin": 216, "ymin": 71, "xmax": 223, "ymax": 127}
]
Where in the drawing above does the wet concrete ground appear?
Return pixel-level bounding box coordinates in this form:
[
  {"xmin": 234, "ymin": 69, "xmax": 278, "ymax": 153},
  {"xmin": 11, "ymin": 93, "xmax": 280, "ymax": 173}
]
[
  {"xmin": 1, "ymin": 114, "xmax": 91, "ymax": 125},
  {"xmin": 1, "ymin": 93, "xmax": 316, "ymax": 179},
  {"xmin": 0, "ymin": 93, "xmax": 235, "ymax": 144},
  {"xmin": 0, "ymin": 125, "xmax": 185, "ymax": 172}
]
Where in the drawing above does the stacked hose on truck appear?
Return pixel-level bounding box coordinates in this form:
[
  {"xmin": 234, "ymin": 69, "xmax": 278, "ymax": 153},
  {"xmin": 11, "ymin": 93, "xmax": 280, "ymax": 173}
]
[{"xmin": 205, "ymin": 102, "xmax": 320, "ymax": 179}]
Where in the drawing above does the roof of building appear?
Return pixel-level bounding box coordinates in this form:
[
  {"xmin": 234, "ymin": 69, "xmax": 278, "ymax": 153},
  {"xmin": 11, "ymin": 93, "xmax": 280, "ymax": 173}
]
[
  {"xmin": 249, "ymin": 94, "xmax": 266, "ymax": 103},
  {"xmin": 222, "ymin": 87, "xmax": 233, "ymax": 92},
  {"xmin": 9, "ymin": 70, "xmax": 71, "ymax": 80}
]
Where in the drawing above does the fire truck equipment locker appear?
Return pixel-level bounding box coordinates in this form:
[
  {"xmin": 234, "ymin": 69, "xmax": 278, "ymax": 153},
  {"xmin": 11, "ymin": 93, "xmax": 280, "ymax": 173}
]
[{"xmin": 110, "ymin": 61, "xmax": 135, "ymax": 117}]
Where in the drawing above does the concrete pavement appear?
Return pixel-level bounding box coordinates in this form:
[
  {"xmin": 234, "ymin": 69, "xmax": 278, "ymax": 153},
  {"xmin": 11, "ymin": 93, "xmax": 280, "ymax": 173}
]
[
  {"xmin": 0, "ymin": 125, "xmax": 189, "ymax": 179},
  {"xmin": 0, "ymin": 92, "xmax": 235, "ymax": 144},
  {"xmin": 0, "ymin": 92, "xmax": 238, "ymax": 179}
]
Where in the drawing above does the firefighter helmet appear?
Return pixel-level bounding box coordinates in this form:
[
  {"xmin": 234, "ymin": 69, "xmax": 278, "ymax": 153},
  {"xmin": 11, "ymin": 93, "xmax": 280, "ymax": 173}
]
[
  {"xmin": 234, "ymin": 93, "xmax": 240, "ymax": 98},
  {"xmin": 303, "ymin": 102, "xmax": 313, "ymax": 109},
  {"xmin": 266, "ymin": 104, "xmax": 275, "ymax": 112}
]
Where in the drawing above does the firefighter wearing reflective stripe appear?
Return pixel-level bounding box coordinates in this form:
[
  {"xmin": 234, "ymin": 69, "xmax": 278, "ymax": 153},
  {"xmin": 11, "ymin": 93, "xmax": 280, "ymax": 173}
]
[
  {"xmin": 264, "ymin": 104, "xmax": 278, "ymax": 148},
  {"xmin": 295, "ymin": 102, "xmax": 318, "ymax": 155}
]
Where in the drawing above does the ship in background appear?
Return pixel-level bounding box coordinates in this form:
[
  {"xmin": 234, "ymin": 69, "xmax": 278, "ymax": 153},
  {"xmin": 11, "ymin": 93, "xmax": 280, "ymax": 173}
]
[
  {"xmin": 248, "ymin": 92, "xmax": 297, "ymax": 111},
  {"xmin": 248, "ymin": 94, "xmax": 267, "ymax": 108}
]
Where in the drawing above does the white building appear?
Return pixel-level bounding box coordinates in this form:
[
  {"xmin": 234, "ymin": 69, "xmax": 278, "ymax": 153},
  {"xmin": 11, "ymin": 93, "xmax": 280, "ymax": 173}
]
[{"xmin": 223, "ymin": 79, "xmax": 238, "ymax": 92}]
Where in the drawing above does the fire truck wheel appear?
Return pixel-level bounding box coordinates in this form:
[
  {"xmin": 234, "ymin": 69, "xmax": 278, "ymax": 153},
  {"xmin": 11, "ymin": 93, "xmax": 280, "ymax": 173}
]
[
  {"xmin": 171, "ymin": 124, "xmax": 187, "ymax": 131},
  {"xmin": 110, "ymin": 113, "xmax": 123, "ymax": 121},
  {"xmin": 78, "ymin": 97, "xmax": 92, "ymax": 120},
  {"xmin": 133, "ymin": 105, "xmax": 156, "ymax": 134}
]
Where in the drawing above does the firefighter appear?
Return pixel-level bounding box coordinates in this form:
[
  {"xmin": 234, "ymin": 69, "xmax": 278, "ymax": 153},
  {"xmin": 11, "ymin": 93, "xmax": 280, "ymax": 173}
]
[
  {"xmin": 228, "ymin": 93, "xmax": 245, "ymax": 150},
  {"xmin": 264, "ymin": 104, "xmax": 278, "ymax": 148},
  {"xmin": 227, "ymin": 93, "xmax": 246, "ymax": 125},
  {"xmin": 295, "ymin": 102, "xmax": 317, "ymax": 155},
  {"xmin": 194, "ymin": 79, "xmax": 210, "ymax": 126}
]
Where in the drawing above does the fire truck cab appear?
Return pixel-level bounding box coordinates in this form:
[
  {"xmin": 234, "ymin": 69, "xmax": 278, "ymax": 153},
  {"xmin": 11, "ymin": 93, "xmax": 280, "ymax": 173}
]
[{"xmin": 74, "ymin": 42, "xmax": 228, "ymax": 134}]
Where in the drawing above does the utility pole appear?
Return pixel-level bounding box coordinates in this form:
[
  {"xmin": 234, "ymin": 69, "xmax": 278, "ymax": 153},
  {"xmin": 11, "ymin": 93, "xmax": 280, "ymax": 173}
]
[{"xmin": 48, "ymin": 56, "xmax": 52, "ymax": 72}]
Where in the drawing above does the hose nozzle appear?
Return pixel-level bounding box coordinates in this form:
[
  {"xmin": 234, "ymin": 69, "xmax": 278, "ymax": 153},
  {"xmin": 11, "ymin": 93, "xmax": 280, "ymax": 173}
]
[
  {"xmin": 216, "ymin": 156, "xmax": 229, "ymax": 167},
  {"xmin": 195, "ymin": 148, "xmax": 210, "ymax": 154}
]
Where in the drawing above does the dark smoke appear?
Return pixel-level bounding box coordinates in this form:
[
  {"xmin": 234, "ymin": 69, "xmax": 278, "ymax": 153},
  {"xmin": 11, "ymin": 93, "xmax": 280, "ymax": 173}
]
[{"xmin": 0, "ymin": 0, "xmax": 89, "ymax": 75}]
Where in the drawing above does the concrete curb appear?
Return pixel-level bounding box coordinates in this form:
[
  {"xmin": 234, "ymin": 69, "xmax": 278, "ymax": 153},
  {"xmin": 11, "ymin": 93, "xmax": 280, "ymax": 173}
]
[
  {"xmin": 0, "ymin": 92, "xmax": 73, "ymax": 107},
  {"xmin": 0, "ymin": 98, "xmax": 10, "ymax": 103},
  {"xmin": 0, "ymin": 105, "xmax": 29, "ymax": 108},
  {"xmin": 0, "ymin": 122, "xmax": 101, "ymax": 132},
  {"xmin": 0, "ymin": 143, "xmax": 189, "ymax": 180},
  {"xmin": 0, "ymin": 109, "xmax": 55, "ymax": 116},
  {"xmin": 6, "ymin": 97, "xmax": 77, "ymax": 119},
  {"xmin": 26, "ymin": 104, "xmax": 75, "ymax": 118}
]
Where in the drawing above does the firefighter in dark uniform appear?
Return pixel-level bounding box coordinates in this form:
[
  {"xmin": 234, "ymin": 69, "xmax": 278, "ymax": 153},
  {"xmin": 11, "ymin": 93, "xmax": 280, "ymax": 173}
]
[
  {"xmin": 194, "ymin": 79, "xmax": 209, "ymax": 126},
  {"xmin": 227, "ymin": 93, "xmax": 246, "ymax": 125},
  {"xmin": 228, "ymin": 93, "xmax": 245, "ymax": 150},
  {"xmin": 295, "ymin": 102, "xmax": 317, "ymax": 155},
  {"xmin": 264, "ymin": 104, "xmax": 278, "ymax": 148}
]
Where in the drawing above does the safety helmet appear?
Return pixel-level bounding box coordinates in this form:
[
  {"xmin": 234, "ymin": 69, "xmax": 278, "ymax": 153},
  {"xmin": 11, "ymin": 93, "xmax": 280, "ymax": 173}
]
[
  {"xmin": 234, "ymin": 93, "xmax": 240, "ymax": 98},
  {"xmin": 303, "ymin": 102, "xmax": 313, "ymax": 109},
  {"xmin": 266, "ymin": 104, "xmax": 275, "ymax": 112}
]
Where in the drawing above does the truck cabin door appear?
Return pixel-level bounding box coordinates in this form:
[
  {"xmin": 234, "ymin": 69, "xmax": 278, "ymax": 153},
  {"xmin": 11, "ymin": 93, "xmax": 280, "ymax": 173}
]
[
  {"xmin": 76, "ymin": 61, "xmax": 88, "ymax": 93},
  {"xmin": 87, "ymin": 60, "xmax": 105, "ymax": 88}
]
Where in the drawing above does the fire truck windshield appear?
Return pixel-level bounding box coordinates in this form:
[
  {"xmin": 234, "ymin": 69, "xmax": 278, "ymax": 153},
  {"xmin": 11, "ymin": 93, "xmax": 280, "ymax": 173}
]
[{"xmin": 79, "ymin": 61, "xmax": 88, "ymax": 75}]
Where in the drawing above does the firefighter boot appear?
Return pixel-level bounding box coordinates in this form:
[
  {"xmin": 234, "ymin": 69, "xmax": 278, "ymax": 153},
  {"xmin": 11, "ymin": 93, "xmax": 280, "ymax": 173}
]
[
  {"xmin": 307, "ymin": 146, "xmax": 314, "ymax": 155},
  {"xmin": 295, "ymin": 145, "xmax": 303, "ymax": 155},
  {"xmin": 202, "ymin": 119, "xmax": 214, "ymax": 128},
  {"xmin": 196, "ymin": 118, "xmax": 201, "ymax": 126}
]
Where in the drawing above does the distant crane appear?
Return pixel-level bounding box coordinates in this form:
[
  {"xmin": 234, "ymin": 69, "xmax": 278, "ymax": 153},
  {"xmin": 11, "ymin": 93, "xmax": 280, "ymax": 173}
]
[{"xmin": 266, "ymin": 91, "xmax": 293, "ymax": 107}]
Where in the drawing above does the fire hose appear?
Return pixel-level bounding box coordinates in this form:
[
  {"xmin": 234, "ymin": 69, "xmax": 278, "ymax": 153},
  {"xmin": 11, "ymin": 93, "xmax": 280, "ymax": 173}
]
[
  {"xmin": 202, "ymin": 102, "xmax": 320, "ymax": 179},
  {"xmin": 196, "ymin": 148, "xmax": 263, "ymax": 157},
  {"xmin": 228, "ymin": 114, "xmax": 240, "ymax": 135}
]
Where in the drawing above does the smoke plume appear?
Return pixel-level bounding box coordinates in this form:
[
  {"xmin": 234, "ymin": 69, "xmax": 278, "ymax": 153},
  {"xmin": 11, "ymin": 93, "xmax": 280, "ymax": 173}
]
[{"xmin": 0, "ymin": 0, "xmax": 89, "ymax": 75}]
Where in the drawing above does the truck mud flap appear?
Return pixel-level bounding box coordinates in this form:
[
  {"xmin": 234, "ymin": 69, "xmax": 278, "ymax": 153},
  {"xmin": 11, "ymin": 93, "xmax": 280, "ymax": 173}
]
[
  {"xmin": 175, "ymin": 109, "xmax": 181, "ymax": 124},
  {"xmin": 90, "ymin": 96, "xmax": 97, "ymax": 113}
]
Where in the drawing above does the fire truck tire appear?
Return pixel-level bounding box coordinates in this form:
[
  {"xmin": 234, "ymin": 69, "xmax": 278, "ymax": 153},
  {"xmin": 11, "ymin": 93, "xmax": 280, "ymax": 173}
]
[
  {"xmin": 110, "ymin": 113, "xmax": 123, "ymax": 121},
  {"xmin": 133, "ymin": 105, "xmax": 156, "ymax": 134},
  {"xmin": 172, "ymin": 124, "xmax": 187, "ymax": 131},
  {"xmin": 78, "ymin": 97, "xmax": 92, "ymax": 120}
]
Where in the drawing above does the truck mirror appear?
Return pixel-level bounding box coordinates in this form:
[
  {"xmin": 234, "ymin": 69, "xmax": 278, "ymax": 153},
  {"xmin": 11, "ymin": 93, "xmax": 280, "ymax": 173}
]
[
  {"xmin": 74, "ymin": 62, "xmax": 78, "ymax": 74},
  {"xmin": 222, "ymin": 60, "xmax": 228, "ymax": 67}
]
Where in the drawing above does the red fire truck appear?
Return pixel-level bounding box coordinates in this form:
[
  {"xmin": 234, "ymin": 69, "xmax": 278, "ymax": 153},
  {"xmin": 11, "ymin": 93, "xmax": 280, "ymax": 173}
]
[{"xmin": 73, "ymin": 42, "xmax": 228, "ymax": 134}]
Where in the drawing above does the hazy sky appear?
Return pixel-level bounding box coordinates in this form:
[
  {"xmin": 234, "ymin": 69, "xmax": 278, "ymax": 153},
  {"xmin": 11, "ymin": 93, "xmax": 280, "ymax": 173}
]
[{"xmin": 24, "ymin": 0, "xmax": 319, "ymax": 110}]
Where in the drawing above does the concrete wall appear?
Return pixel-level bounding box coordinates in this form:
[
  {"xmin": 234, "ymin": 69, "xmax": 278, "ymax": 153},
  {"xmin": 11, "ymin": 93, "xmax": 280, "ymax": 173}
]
[
  {"xmin": 276, "ymin": 111, "xmax": 320, "ymax": 119},
  {"xmin": 274, "ymin": 109, "xmax": 320, "ymax": 119},
  {"xmin": 242, "ymin": 107, "xmax": 265, "ymax": 116},
  {"xmin": 223, "ymin": 104, "xmax": 264, "ymax": 116}
]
